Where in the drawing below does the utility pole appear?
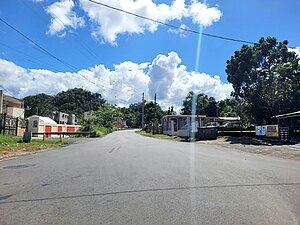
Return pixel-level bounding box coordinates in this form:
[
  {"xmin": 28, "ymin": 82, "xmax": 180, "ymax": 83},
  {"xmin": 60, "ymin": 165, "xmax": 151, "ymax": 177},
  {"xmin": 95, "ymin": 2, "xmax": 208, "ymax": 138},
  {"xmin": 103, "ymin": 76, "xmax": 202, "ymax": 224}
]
[
  {"xmin": 0, "ymin": 90, "xmax": 3, "ymax": 114},
  {"xmin": 141, "ymin": 92, "xmax": 145, "ymax": 130},
  {"xmin": 153, "ymin": 93, "xmax": 157, "ymax": 135}
]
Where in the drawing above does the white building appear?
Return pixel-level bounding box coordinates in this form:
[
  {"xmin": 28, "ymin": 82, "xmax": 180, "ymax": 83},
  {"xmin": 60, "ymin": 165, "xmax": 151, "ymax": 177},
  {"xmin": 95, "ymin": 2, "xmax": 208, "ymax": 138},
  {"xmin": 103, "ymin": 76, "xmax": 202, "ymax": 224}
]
[
  {"xmin": 162, "ymin": 115, "xmax": 240, "ymax": 137},
  {"xmin": 0, "ymin": 90, "xmax": 25, "ymax": 118},
  {"xmin": 27, "ymin": 115, "xmax": 81, "ymax": 137}
]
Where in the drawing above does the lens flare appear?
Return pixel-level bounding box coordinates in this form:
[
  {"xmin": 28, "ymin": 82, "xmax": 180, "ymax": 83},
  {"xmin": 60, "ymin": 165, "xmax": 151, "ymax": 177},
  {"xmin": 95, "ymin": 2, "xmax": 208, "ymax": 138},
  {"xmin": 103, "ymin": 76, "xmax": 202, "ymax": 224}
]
[{"xmin": 190, "ymin": 1, "xmax": 206, "ymax": 223}]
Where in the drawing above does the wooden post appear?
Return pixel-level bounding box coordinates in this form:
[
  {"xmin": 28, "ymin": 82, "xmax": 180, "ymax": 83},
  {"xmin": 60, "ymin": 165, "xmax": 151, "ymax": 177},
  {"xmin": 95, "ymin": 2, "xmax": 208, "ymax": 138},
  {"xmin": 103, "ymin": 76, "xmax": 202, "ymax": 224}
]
[
  {"xmin": 3, "ymin": 113, "xmax": 6, "ymax": 135},
  {"xmin": 60, "ymin": 134, "xmax": 62, "ymax": 142},
  {"xmin": 0, "ymin": 113, "xmax": 2, "ymax": 134},
  {"xmin": 43, "ymin": 133, "xmax": 45, "ymax": 141},
  {"xmin": 15, "ymin": 118, "xmax": 19, "ymax": 136}
]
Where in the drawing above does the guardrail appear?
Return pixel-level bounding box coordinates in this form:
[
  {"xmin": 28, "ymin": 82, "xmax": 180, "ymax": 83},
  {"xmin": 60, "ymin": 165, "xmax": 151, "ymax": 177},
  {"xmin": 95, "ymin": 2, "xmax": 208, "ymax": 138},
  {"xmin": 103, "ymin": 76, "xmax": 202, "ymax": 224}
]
[{"xmin": 29, "ymin": 131, "xmax": 96, "ymax": 142}]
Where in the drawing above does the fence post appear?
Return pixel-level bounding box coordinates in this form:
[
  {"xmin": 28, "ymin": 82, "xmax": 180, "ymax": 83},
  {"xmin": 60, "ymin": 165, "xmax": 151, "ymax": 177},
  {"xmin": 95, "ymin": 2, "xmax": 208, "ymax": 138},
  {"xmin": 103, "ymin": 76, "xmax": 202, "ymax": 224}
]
[
  {"xmin": 0, "ymin": 113, "xmax": 2, "ymax": 134},
  {"xmin": 60, "ymin": 134, "xmax": 62, "ymax": 142},
  {"xmin": 3, "ymin": 113, "xmax": 6, "ymax": 135},
  {"xmin": 15, "ymin": 117, "xmax": 19, "ymax": 136},
  {"xmin": 43, "ymin": 133, "xmax": 45, "ymax": 141}
]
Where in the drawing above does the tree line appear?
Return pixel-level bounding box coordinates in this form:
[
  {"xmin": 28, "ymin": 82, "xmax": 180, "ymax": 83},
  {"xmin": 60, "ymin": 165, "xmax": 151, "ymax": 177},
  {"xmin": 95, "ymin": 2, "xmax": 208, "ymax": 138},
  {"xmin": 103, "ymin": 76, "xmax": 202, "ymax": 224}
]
[{"xmin": 23, "ymin": 36, "xmax": 300, "ymax": 133}]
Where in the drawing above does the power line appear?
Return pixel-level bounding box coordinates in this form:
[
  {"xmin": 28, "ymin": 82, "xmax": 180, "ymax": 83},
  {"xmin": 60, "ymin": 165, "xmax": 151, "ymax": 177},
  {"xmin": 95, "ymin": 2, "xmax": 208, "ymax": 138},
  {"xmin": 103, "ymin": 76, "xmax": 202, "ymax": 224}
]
[
  {"xmin": 0, "ymin": 17, "xmax": 129, "ymax": 96},
  {"xmin": 0, "ymin": 17, "xmax": 102, "ymax": 87},
  {"xmin": 19, "ymin": 0, "xmax": 101, "ymax": 64},
  {"xmin": 0, "ymin": 17, "xmax": 79, "ymax": 72},
  {"xmin": 0, "ymin": 18, "xmax": 145, "ymax": 98},
  {"xmin": 86, "ymin": 0, "xmax": 298, "ymax": 48},
  {"xmin": 21, "ymin": 0, "xmax": 103, "ymax": 64},
  {"xmin": 0, "ymin": 41, "xmax": 61, "ymax": 70},
  {"xmin": 86, "ymin": 0, "xmax": 256, "ymax": 45}
]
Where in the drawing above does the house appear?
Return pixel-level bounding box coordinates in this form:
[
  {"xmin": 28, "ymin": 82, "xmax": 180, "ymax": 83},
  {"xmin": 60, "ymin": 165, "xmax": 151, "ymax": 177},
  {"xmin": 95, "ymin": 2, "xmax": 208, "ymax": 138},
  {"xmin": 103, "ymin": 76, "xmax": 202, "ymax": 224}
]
[
  {"xmin": 271, "ymin": 111, "xmax": 300, "ymax": 141},
  {"xmin": 51, "ymin": 111, "xmax": 76, "ymax": 125},
  {"xmin": 162, "ymin": 114, "xmax": 240, "ymax": 137},
  {"xmin": 0, "ymin": 90, "xmax": 25, "ymax": 118}
]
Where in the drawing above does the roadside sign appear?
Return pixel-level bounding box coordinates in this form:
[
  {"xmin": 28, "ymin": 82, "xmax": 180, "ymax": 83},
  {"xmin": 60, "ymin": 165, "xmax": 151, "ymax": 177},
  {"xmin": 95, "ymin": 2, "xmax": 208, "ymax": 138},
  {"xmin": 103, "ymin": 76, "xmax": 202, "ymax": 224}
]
[
  {"xmin": 266, "ymin": 125, "xmax": 279, "ymax": 137},
  {"xmin": 255, "ymin": 125, "xmax": 267, "ymax": 136},
  {"xmin": 279, "ymin": 127, "xmax": 289, "ymax": 141}
]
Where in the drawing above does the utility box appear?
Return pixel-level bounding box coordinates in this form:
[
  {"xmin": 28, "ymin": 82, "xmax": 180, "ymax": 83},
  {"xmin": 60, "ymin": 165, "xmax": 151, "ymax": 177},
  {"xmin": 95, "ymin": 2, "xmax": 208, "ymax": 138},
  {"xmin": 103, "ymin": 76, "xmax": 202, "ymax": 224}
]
[
  {"xmin": 197, "ymin": 127, "xmax": 217, "ymax": 140},
  {"xmin": 23, "ymin": 132, "xmax": 32, "ymax": 143}
]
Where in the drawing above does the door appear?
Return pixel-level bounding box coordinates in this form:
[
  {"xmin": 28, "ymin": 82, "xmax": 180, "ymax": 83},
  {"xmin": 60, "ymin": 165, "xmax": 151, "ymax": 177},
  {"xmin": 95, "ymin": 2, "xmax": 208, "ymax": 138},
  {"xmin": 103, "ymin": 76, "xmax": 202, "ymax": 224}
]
[
  {"xmin": 45, "ymin": 125, "xmax": 51, "ymax": 138},
  {"xmin": 58, "ymin": 126, "xmax": 62, "ymax": 132},
  {"xmin": 67, "ymin": 126, "xmax": 75, "ymax": 132}
]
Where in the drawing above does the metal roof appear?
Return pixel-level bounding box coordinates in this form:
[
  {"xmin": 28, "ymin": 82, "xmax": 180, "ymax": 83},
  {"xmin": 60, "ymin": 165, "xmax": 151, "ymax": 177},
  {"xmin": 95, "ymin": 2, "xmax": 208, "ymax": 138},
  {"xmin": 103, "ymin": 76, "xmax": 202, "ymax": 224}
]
[
  {"xmin": 27, "ymin": 115, "xmax": 57, "ymax": 124},
  {"xmin": 271, "ymin": 111, "xmax": 300, "ymax": 119},
  {"xmin": 163, "ymin": 115, "xmax": 240, "ymax": 121},
  {"xmin": 3, "ymin": 94, "xmax": 23, "ymax": 104}
]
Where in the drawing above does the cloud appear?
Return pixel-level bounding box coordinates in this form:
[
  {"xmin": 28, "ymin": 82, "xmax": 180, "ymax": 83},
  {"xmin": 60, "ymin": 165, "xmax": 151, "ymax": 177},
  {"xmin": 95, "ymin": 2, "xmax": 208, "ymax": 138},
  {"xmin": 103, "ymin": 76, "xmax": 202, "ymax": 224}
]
[
  {"xmin": 289, "ymin": 47, "xmax": 300, "ymax": 58},
  {"xmin": 188, "ymin": 0, "xmax": 222, "ymax": 26},
  {"xmin": 0, "ymin": 52, "xmax": 232, "ymax": 110},
  {"xmin": 79, "ymin": 0, "xmax": 222, "ymax": 44},
  {"xmin": 168, "ymin": 24, "xmax": 189, "ymax": 38},
  {"xmin": 46, "ymin": 0, "xmax": 85, "ymax": 36},
  {"xmin": 147, "ymin": 52, "xmax": 232, "ymax": 110}
]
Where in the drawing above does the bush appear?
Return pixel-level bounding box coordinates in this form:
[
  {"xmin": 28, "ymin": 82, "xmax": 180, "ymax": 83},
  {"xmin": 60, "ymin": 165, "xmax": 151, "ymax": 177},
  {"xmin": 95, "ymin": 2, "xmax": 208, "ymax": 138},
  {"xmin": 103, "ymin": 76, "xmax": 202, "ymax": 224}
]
[{"xmin": 93, "ymin": 125, "xmax": 116, "ymax": 137}]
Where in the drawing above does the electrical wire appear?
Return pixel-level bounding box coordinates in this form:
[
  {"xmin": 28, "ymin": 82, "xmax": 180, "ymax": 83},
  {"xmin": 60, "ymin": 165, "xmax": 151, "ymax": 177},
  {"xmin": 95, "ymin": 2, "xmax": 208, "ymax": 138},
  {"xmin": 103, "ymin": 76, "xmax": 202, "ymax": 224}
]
[
  {"xmin": 19, "ymin": 0, "xmax": 103, "ymax": 64},
  {"xmin": 86, "ymin": 0, "xmax": 256, "ymax": 45},
  {"xmin": 0, "ymin": 17, "xmax": 103, "ymax": 87},
  {"xmin": 86, "ymin": 0, "xmax": 298, "ymax": 48},
  {"xmin": 0, "ymin": 41, "xmax": 61, "ymax": 70},
  {"xmin": 0, "ymin": 18, "xmax": 117, "ymax": 96},
  {"xmin": 0, "ymin": 17, "xmax": 79, "ymax": 71}
]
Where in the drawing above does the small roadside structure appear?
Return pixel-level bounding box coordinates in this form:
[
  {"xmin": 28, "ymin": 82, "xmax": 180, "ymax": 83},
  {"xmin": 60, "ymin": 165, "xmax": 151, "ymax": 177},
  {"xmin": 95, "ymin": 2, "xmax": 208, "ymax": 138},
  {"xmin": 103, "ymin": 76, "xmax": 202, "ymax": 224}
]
[
  {"xmin": 271, "ymin": 111, "xmax": 300, "ymax": 142},
  {"xmin": 27, "ymin": 115, "xmax": 81, "ymax": 137},
  {"xmin": 162, "ymin": 115, "xmax": 240, "ymax": 138}
]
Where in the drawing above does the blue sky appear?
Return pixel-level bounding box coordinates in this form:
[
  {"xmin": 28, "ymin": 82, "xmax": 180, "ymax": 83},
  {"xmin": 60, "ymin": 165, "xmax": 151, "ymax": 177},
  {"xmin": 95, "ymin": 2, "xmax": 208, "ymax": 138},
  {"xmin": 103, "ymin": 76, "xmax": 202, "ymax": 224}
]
[{"xmin": 0, "ymin": 0, "xmax": 299, "ymax": 109}]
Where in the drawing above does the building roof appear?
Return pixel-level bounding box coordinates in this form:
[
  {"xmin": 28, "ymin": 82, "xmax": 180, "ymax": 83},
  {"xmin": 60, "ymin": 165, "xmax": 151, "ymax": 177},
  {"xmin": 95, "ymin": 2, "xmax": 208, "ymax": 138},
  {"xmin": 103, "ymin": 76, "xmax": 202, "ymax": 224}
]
[
  {"xmin": 163, "ymin": 115, "xmax": 207, "ymax": 119},
  {"xmin": 271, "ymin": 111, "xmax": 300, "ymax": 119},
  {"xmin": 163, "ymin": 114, "xmax": 240, "ymax": 121},
  {"xmin": 3, "ymin": 94, "xmax": 23, "ymax": 105},
  {"xmin": 28, "ymin": 115, "xmax": 57, "ymax": 124}
]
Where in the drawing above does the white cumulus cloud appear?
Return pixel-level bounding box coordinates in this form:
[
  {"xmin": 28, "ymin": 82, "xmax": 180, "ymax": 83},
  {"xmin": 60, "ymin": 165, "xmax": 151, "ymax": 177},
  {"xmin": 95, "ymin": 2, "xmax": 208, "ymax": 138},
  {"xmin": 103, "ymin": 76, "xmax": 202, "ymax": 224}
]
[
  {"xmin": 46, "ymin": 0, "xmax": 85, "ymax": 36},
  {"xmin": 0, "ymin": 52, "xmax": 232, "ymax": 110},
  {"xmin": 79, "ymin": 0, "xmax": 222, "ymax": 44},
  {"xmin": 289, "ymin": 47, "xmax": 300, "ymax": 58},
  {"xmin": 188, "ymin": 0, "xmax": 222, "ymax": 26}
]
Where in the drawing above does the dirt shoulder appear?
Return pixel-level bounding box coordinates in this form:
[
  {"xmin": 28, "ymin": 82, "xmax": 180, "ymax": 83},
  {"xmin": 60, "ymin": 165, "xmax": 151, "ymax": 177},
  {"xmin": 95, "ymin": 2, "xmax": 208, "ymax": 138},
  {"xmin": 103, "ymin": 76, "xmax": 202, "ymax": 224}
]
[{"xmin": 198, "ymin": 136, "xmax": 300, "ymax": 161}]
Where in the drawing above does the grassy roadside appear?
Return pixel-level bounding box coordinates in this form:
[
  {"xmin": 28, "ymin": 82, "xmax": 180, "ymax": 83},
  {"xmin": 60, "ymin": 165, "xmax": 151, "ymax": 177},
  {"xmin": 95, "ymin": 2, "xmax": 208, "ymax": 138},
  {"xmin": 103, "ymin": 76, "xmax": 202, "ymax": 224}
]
[
  {"xmin": 135, "ymin": 130, "xmax": 187, "ymax": 141},
  {"xmin": 0, "ymin": 134, "xmax": 68, "ymax": 159}
]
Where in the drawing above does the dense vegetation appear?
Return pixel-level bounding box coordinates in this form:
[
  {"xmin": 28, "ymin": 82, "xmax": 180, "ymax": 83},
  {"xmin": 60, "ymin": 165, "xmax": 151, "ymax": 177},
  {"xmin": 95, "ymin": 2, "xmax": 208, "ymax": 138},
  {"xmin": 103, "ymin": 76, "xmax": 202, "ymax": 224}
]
[
  {"xmin": 21, "ymin": 37, "xmax": 299, "ymax": 133},
  {"xmin": 23, "ymin": 88, "xmax": 106, "ymax": 119},
  {"xmin": 226, "ymin": 37, "xmax": 300, "ymax": 124},
  {"xmin": 180, "ymin": 92, "xmax": 238, "ymax": 117},
  {"xmin": 81, "ymin": 103, "xmax": 122, "ymax": 136}
]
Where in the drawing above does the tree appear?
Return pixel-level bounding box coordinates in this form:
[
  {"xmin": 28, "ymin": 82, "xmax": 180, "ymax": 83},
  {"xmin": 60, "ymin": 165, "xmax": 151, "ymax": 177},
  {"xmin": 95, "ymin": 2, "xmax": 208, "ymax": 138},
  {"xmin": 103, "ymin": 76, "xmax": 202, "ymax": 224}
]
[
  {"xmin": 81, "ymin": 103, "xmax": 121, "ymax": 134},
  {"xmin": 23, "ymin": 88, "xmax": 106, "ymax": 119},
  {"xmin": 118, "ymin": 102, "xmax": 143, "ymax": 128},
  {"xmin": 144, "ymin": 101, "xmax": 165, "ymax": 125},
  {"xmin": 181, "ymin": 92, "xmax": 217, "ymax": 116},
  {"xmin": 23, "ymin": 93, "xmax": 55, "ymax": 117},
  {"xmin": 53, "ymin": 88, "xmax": 106, "ymax": 118},
  {"xmin": 218, "ymin": 98, "xmax": 237, "ymax": 117},
  {"xmin": 226, "ymin": 37, "xmax": 300, "ymax": 124}
]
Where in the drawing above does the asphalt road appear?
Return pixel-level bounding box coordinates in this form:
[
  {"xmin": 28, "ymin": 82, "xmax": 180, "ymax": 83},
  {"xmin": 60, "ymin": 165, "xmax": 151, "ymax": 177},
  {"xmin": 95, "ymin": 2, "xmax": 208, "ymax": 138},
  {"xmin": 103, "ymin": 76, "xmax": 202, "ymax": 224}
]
[{"xmin": 1, "ymin": 130, "xmax": 300, "ymax": 225}]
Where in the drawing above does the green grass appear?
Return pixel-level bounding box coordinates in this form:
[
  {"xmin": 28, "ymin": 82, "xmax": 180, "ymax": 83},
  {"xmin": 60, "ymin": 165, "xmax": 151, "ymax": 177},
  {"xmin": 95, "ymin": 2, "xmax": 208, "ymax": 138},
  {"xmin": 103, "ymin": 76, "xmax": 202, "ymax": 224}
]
[
  {"xmin": 0, "ymin": 134, "xmax": 68, "ymax": 153},
  {"xmin": 218, "ymin": 130, "xmax": 255, "ymax": 133},
  {"xmin": 135, "ymin": 130, "xmax": 187, "ymax": 141}
]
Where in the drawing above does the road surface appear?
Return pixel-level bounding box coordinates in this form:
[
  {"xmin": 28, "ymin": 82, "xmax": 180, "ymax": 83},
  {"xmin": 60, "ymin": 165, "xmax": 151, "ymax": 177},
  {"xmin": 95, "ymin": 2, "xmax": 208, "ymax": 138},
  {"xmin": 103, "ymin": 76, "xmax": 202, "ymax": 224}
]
[{"xmin": 1, "ymin": 130, "xmax": 300, "ymax": 225}]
